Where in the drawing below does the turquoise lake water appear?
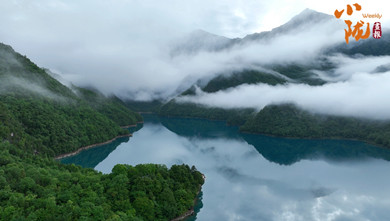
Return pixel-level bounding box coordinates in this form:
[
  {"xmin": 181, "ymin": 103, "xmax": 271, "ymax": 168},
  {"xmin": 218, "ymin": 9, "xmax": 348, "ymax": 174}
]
[{"xmin": 62, "ymin": 115, "xmax": 390, "ymax": 221}]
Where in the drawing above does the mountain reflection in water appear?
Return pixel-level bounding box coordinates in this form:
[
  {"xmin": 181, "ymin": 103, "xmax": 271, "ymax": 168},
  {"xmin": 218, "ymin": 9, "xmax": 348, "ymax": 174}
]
[{"xmin": 62, "ymin": 115, "xmax": 390, "ymax": 221}]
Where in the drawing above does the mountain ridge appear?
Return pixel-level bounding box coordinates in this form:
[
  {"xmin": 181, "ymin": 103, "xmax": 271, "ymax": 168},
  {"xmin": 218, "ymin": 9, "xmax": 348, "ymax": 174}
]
[
  {"xmin": 157, "ymin": 9, "xmax": 390, "ymax": 150},
  {"xmin": 0, "ymin": 42, "xmax": 204, "ymax": 221}
]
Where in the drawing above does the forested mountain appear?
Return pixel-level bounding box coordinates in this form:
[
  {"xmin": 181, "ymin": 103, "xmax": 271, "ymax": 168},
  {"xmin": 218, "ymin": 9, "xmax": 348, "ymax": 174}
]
[
  {"xmin": 241, "ymin": 104, "xmax": 390, "ymax": 147},
  {"xmin": 156, "ymin": 9, "xmax": 390, "ymax": 149},
  {"xmin": 74, "ymin": 87, "xmax": 143, "ymax": 126},
  {"xmin": 0, "ymin": 42, "xmax": 142, "ymax": 157},
  {"xmin": 0, "ymin": 43, "xmax": 204, "ymax": 220}
]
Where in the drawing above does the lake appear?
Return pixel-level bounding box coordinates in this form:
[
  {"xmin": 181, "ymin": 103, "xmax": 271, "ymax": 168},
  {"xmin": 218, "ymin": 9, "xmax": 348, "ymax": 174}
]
[{"xmin": 61, "ymin": 114, "xmax": 390, "ymax": 221}]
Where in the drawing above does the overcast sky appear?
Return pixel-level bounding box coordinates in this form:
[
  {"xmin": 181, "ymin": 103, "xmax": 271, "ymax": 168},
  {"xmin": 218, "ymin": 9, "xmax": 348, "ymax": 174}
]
[{"xmin": 0, "ymin": 0, "xmax": 389, "ymax": 119}]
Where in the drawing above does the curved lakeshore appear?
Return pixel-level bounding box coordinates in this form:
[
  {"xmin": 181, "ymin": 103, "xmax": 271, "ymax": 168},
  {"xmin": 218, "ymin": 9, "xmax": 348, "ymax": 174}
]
[
  {"xmin": 61, "ymin": 115, "xmax": 390, "ymax": 220},
  {"xmin": 171, "ymin": 181, "xmax": 204, "ymax": 221},
  {"xmin": 55, "ymin": 122, "xmax": 144, "ymax": 160},
  {"xmin": 54, "ymin": 133, "xmax": 132, "ymax": 160}
]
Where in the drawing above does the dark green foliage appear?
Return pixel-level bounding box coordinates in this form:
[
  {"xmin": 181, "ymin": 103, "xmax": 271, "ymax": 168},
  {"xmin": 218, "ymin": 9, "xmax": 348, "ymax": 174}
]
[
  {"xmin": 0, "ymin": 43, "xmax": 76, "ymax": 99},
  {"xmin": 75, "ymin": 87, "xmax": 142, "ymax": 126},
  {"xmin": 60, "ymin": 136, "xmax": 131, "ymax": 169},
  {"xmin": 241, "ymin": 104, "xmax": 390, "ymax": 148},
  {"xmin": 180, "ymin": 86, "xmax": 197, "ymax": 96},
  {"xmin": 202, "ymin": 69, "xmax": 287, "ymax": 93},
  {"xmin": 198, "ymin": 64, "xmax": 329, "ymax": 95},
  {"xmin": 160, "ymin": 99, "xmax": 390, "ymax": 150},
  {"xmin": 106, "ymin": 164, "xmax": 203, "ymax": 220},
  {"xmin": 270, "ymin": 64, "xmax": 327, "ymax": 85},
  {"xmin": 0, "ymin": 143, "xmax": 203, "ymax": 220},
  {"xmin": 1, "ymin": 95, "xmax": 127, "ymax": 157},
  {"xmin": 0, "ymin": 42, "xmax": 203, "ymax": 220},
  {"xmin": 159, "ymin": 100, "xmax": 255, "ymax": 126},
  {"xmin": 0, "ymin": 42, "xmax": 141, "ymax": 157}
]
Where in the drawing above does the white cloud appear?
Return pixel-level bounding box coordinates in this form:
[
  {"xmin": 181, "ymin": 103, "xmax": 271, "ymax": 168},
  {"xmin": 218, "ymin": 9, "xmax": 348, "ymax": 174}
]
[
  {"xmin": 0, "ymin": 0, "xmax": 388, "ymax": 107},
  {"xmin": 178, "ymin": 64, "xmax": 390, "ymax": 119},
  {"xmin": 0, "ymin": 0, "xmax": 350, "ymax": 101}
]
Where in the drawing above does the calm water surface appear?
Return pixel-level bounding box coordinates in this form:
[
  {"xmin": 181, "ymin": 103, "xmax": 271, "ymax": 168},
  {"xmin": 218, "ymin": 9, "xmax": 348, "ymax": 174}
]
[{"xmin": 62, "ymin": 115, "xmax": 390, "ymax": 221}]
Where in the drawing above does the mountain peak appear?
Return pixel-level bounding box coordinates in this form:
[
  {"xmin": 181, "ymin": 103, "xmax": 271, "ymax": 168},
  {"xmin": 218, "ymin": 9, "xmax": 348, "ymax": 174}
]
[
  {"xmin": 170, "ymin": 29, "xmax": 234, "ymax": 56},
  {"xmin": 287, "ymin": 8, "xmax": 332, "ymax": 26},
  {"xmin": 188, "ymin": 29, "xmax": 231, "ymax": 40},
  {"xmin": 299, "ymin": 8, "xmax": 321, "ymax": 16},
  {"xmin": 242, "ymin": 9, "xmax": 334, "ymax": 42}
]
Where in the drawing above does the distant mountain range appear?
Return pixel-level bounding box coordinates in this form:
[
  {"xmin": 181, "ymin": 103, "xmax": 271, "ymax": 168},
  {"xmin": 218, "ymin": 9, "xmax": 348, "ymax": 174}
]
[
  {"xmin": 156, "ymin": 9, "xmax": 390, "ymax": 149},
  {"xmin": 168, "ymin": 9, "xmax": 389, "ymax": 96},
  {"xmin": 172, "ymin": 9, "xmax": 341, "ymax": 55},
  {"xmin": 173, "ymin": 8, "xmax": 388, "ymax": 55}
]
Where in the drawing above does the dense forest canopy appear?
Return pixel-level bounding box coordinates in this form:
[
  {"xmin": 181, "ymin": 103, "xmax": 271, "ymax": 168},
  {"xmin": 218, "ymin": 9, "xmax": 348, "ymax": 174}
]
[
  {"xmin": 0, "ymin": 42, "xmax": 204, "ymax": 220},
  {"xmin": 158, "ymin": 101, "xmax": 390, "ymax": 149}
]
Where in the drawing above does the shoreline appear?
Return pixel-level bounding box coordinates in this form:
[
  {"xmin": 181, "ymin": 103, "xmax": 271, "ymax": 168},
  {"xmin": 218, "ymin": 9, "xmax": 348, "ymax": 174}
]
[
  {"xmin": 55, "ymin": 123, "xmax": 142, "ymax": 160},
  {"xmin": 54, "ymin": 133, "xmax": 132, "ymax": 160},
  {"xmin": 239, "ymin": 130, "xmax": 389, "ymax": 149},
  {"xmin": 159, "ymin": 114, "xmax": 389, "ymax": 150},
  {"xmin": 171, "ymin": 175, "xmax": 205, "ymax": 221},
  {"xmin": 171, "ymin": 188, "xmax": 202, "ymax": 221}
]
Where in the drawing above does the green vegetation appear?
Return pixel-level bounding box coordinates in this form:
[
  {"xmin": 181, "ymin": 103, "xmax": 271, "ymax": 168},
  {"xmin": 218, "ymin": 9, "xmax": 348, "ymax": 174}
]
[
  {"xmin": 0, "ymin": 42, "xmax": 140, "ymax": 157},
  {"xmin": 180, "ymin": 65, "xmax": 325, "ymax": 97},
  {"xmin": 0, "ymin": 95, "xmax": 125, "ymax": 157},
  {"xmin": 0, "ymin": 144, "xmax": 204, "ymax": 220},
  {"xmin": 180, "ymin": 63, "xmax": 330, "ymax": 97},
  {"xmin": 202, "ymin": 69, "xmax": 287, "ymax": 93},
  {"xmin": 0, "ymin": 42, "xmax": 204, "ymax": 220},
  {"xmin": 0, "ymin": 44, "xmax": 76, "ymax": 99},
  {"xmin": 270, "ymin": 64, "xmax": 327, "ymax": 86},
  {"xmin": 75, "ymin": 87, "xmax": 143, "ymax": 126},
  {"xmin": 159, "ymin": 100, "xmax": 390, "ymax": 149},
  {"xmin": 159, "ymin": 100, "xmax": 255, "ymax": 126},
  {"xmin": 241, "ymin": 104, "xmax": 390, "ymax": 148}
]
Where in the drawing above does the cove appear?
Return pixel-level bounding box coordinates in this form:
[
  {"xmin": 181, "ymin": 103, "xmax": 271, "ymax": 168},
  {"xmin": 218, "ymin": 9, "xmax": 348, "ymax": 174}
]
[{"xmin": 61, "ymin": 114, "xmax": 390, "ymax": 221}]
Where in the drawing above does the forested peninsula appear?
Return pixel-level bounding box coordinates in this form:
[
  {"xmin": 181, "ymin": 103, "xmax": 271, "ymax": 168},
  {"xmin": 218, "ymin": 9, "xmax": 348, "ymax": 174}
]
[{"xmin": 0, "ymin": 43, "xmax": 204, "ymax": 220}]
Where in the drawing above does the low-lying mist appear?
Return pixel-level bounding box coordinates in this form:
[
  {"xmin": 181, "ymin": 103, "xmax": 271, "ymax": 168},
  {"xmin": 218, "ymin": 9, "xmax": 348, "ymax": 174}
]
[
  {"xmin": 1, "ymin": 1, "xmax": 389, "ymax": 120},
  {"xmin": 0, "ymin": 1, "xmax": 348, "ymax": 101},
  {"xmin": 0, "ymin": 75, "xmax": 68, "ymax": 102},
  {"xmin": 178, "ymin": 67, "xmax": 390, "ymax": 120}
]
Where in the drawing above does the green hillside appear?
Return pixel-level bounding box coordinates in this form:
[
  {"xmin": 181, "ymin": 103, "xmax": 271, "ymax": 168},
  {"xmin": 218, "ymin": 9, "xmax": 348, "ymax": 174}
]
[
  {"xmin": 158, "ymin": 101, "xmax": 390, "ymax": 149},
  {"xmin": 158, "ymin": 33, "xmax": 390, "ymax": 149},
  {"xmin": 75, "ymin": 87, "xmax": 143, "ymax": 126},
  {"xmin": 0, "ymin": 43, "xmax": 204, "ymax": 220},
  {"xmin": 159, "ymin": 100, "xmax": 255, "ymax": 126},
  {"xmin": 202, "ymin": 69, "xmax": 287, "ymax": 93},
  {"xmin": 240, "ymin": 104, "xmax": 390, "ymax": 147},
  {"xmin": 0, "ymin": 143, "xmax": 204, "ymax": 221},
  {"xmin": 0, "ymin": 43, "xmax": 143, "ymax": 157}
]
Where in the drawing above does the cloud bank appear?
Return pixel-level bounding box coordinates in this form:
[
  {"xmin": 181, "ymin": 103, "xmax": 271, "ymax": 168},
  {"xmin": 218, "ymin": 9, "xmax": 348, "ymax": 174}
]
[
  {"xmin": 179, "ymin": 65, "xmax": 390, "ymax": 120},
  {"xmin": 0, "ymin": 0, "xmax": 350, "ymax": 101},
  {"xmin": 0, "ymin": 0, "xmax": 389, "ymax": 120}
]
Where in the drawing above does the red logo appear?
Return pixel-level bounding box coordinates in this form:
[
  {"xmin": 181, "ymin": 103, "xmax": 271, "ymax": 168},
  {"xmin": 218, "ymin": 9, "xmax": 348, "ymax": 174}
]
[{"xmin": 373, "ymin": 22, "xmax": 382, "ymax": 39}]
